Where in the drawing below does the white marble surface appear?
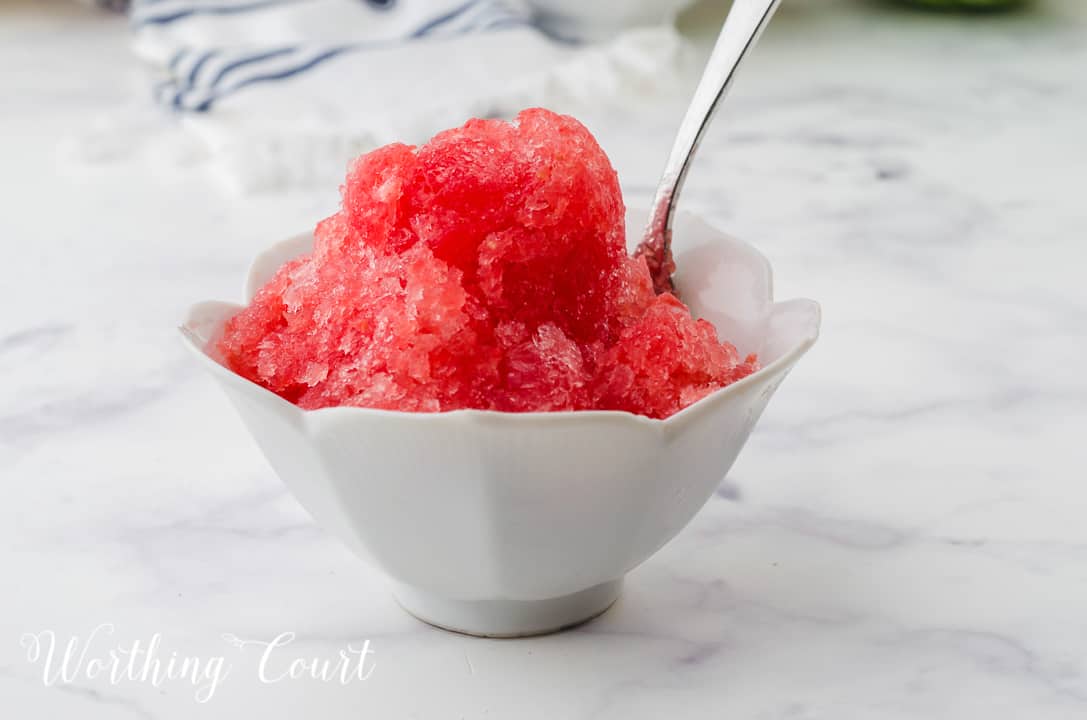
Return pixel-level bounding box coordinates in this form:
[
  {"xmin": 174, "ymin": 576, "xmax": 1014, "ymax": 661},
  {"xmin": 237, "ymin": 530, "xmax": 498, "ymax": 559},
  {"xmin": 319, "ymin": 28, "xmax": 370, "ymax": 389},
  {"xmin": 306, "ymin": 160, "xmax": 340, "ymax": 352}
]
[{"xmin": 3, "ymin": 0, "xmax": 1087, "ymax": 718}]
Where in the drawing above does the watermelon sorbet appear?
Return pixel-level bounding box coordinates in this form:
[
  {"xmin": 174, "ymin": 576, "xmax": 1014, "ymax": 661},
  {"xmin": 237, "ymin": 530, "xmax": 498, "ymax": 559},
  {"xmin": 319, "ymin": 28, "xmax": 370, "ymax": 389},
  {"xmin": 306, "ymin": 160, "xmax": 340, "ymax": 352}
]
[{"xmin": 216, "ymin": 108, "xmax": 757, "ymax": 419}]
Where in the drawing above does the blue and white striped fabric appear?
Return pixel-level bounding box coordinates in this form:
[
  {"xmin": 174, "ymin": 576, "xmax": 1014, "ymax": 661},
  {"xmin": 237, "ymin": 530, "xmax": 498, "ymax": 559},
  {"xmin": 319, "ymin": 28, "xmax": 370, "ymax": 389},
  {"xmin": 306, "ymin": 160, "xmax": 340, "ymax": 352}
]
[
  {"xmin": 124, "ymin": 0, "xmax": 686, "ymax": 192},
  {"xmin": 133, "ymin": 0, "xmax": 533, "ymax": 112}
]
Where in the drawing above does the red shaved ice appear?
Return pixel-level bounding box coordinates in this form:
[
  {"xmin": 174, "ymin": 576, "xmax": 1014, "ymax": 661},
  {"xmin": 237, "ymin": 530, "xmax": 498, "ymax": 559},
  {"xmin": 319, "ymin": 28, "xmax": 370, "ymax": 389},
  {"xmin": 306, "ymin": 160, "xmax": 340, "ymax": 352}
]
[{"xmin": 216, "ymin": 108, "xmax": 757, "ymax": 419}]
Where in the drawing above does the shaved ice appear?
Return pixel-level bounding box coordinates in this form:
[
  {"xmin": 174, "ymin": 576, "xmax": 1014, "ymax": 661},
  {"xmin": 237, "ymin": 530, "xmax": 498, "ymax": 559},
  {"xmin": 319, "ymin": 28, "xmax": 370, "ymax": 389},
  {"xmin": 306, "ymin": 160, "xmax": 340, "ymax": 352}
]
[{"xmin": 217, "ymin": 109, "xmax": 756, "ymax": 419}]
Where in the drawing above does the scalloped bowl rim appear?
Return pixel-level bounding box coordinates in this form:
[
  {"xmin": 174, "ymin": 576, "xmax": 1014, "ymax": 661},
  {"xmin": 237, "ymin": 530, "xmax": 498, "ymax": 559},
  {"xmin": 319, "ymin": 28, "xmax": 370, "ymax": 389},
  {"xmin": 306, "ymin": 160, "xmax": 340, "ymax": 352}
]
[{"xmin": 179, "ymin": 210, "xmax": 821, "ymax": 431}]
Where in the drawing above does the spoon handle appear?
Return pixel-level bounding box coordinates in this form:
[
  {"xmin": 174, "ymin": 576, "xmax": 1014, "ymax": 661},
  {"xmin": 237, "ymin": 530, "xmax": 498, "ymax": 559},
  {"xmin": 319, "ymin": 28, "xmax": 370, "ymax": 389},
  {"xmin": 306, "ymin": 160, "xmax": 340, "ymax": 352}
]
[{"xmin": 637, "ymin": 0, "xmax": 783, "ymax": 294}]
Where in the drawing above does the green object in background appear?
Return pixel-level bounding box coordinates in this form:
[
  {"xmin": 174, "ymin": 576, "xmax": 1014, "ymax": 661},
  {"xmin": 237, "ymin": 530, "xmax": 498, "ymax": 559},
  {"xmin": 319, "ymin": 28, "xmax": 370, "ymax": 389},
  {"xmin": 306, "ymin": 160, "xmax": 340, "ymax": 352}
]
[{"xmin": 895, "ymin": 0, "xmax": 1025, "ymax": 10}]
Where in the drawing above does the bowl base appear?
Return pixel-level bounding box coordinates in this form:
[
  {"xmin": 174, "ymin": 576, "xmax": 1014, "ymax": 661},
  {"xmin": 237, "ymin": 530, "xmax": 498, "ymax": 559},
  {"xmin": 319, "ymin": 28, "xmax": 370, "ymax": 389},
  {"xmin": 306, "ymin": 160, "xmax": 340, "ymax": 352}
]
[{"xmin": 391, "ymin": 579, "xmax": 623, "ymax": 638}]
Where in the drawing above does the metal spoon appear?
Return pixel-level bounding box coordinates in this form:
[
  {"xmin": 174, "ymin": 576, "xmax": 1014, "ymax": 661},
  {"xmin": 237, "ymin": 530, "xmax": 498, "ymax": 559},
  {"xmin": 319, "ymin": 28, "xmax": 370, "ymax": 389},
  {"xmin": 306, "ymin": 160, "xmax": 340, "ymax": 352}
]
[{"xmin": 635, "ymin": 0, "xmax": 783, "ymax": 295}]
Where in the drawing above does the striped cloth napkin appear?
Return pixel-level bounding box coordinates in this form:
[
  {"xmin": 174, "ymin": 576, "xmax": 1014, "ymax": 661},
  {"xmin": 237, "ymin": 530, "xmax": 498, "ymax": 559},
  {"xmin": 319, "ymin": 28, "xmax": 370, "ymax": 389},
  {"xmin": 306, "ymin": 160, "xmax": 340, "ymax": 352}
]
[{"xmin": 123, "ymin": 0, "xmax": 689, "ymax": 192}]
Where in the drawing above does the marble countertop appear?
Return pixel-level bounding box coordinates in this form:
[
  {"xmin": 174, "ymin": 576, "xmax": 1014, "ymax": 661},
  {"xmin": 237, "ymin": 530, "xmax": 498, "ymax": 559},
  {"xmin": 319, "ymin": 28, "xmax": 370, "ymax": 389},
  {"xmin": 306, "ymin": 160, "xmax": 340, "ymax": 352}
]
[{"xmin": 3, "ymin": 0, "xmax": 1086, "ymax": 717}]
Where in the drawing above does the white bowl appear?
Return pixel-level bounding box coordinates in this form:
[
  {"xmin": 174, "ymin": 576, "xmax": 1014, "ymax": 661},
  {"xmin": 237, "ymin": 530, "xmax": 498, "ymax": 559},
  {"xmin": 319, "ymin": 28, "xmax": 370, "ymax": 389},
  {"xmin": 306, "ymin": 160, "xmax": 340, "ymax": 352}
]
[{"xmin": 180, "ymin": 209, "xmax": 820, "ymax": 637}]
